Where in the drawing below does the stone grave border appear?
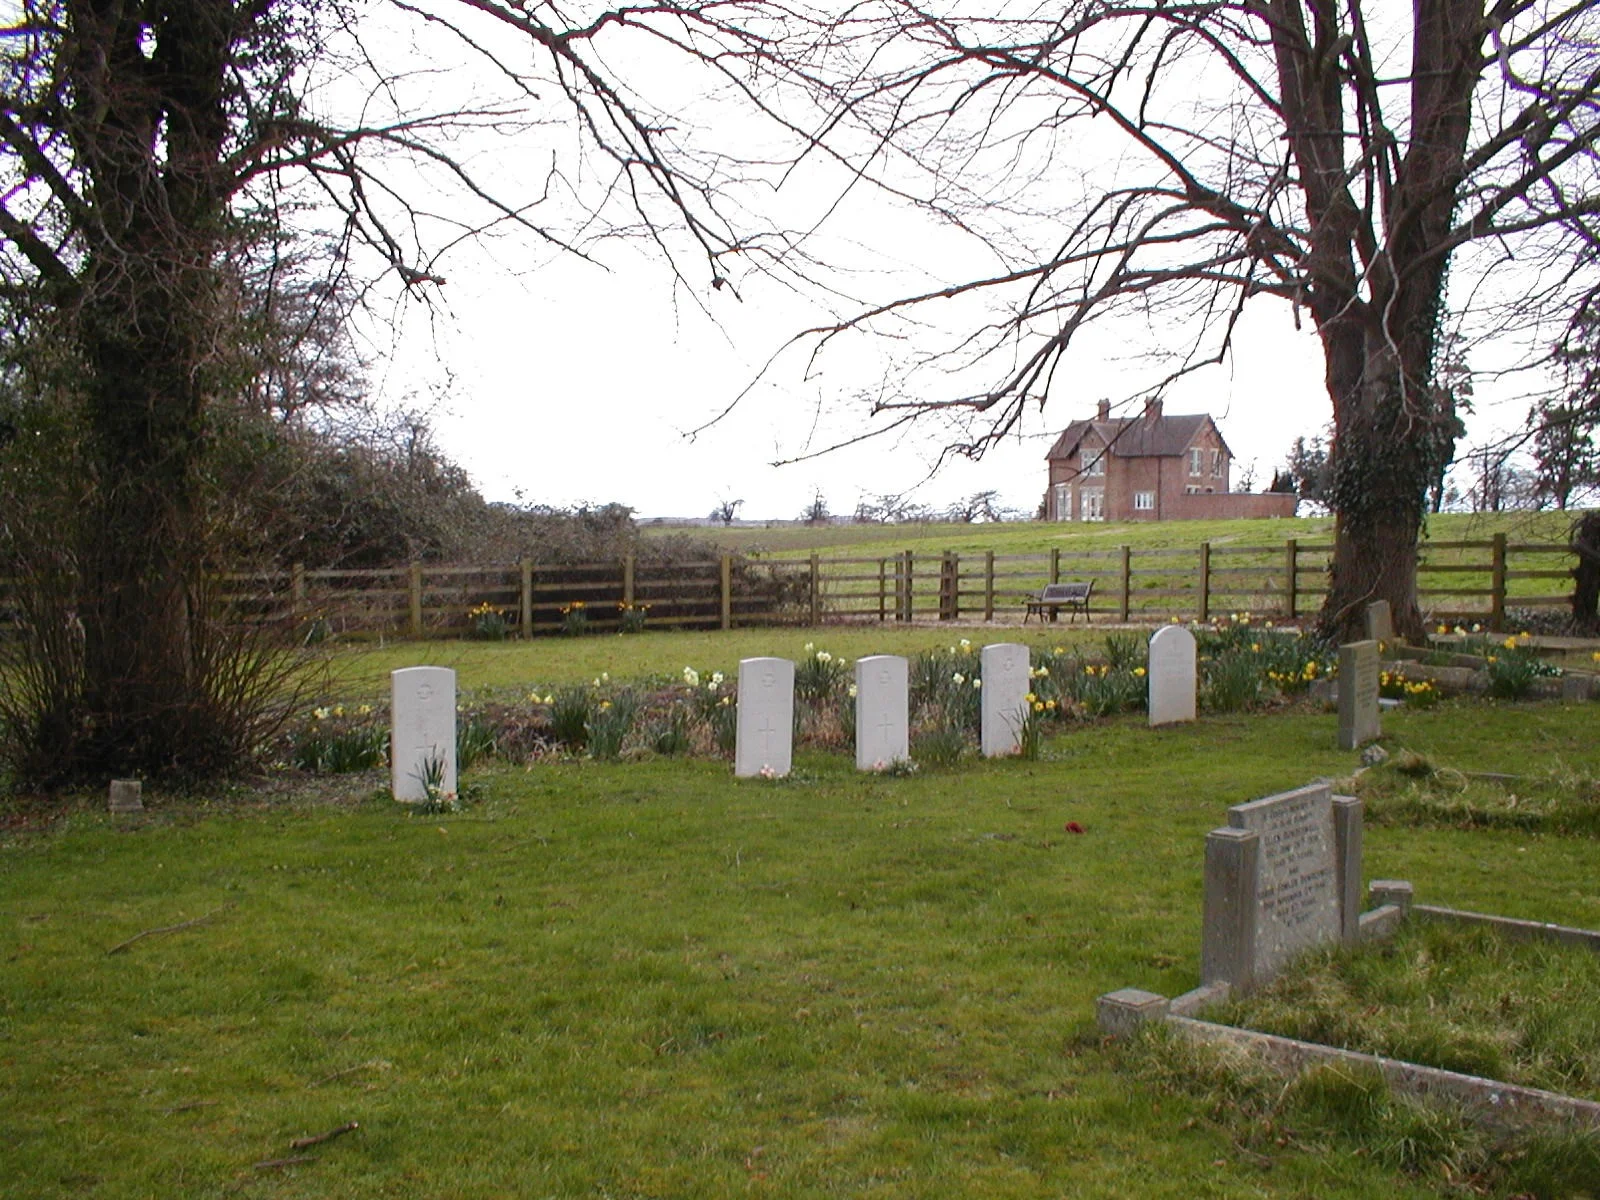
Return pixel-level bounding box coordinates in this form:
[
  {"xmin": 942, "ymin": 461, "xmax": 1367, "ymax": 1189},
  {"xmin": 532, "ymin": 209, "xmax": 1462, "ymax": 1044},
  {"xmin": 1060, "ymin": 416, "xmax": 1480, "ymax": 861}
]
[{"xmin": 1099, "ymin": 876, "xmax": 1600, "ymax": 1133}]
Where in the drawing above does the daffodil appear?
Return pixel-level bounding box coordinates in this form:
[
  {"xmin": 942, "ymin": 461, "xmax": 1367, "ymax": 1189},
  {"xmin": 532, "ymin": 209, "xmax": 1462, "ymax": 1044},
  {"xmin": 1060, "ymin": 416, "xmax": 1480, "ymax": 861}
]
[{"xmin": 952, "ymin": 672, "xmax": 965, "ymax": 685}]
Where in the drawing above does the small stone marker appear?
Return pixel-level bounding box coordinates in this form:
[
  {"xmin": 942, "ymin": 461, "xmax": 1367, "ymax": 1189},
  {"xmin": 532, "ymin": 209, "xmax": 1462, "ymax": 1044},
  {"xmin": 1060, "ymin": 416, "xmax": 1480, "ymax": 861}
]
[
  {"xmin": 1201, "ymin": 782, "xmax": 1363, "ymax": 991},
  {"xmin": 1364, "ymin": 599, "xmax": 1393, "ymax": 643},
  {"xmin": 736, "ymin": 657, "xmax": 795, "ymax": 778},
  {"xmin": 391, "ymin": 666, "xmax": 458, "ymax": 803},
  {"xmin": 979, "ymin": 642, "xmax": 1030, "ymax": 757},
  {"xmin": 854, "ymin": 655, "xmax": 909, "ymax": 770},
  {"xmin": 1147, "ymin": 625, "xmax": 1197, "ymax": 726},
  {"xmin": 1336, "ymin": 640, "xmax": 1381, "ymax": 750},
  {"xmin": 1561, "ymin": 674, "xmax": 1591, "ymax": 703},
  {"xmin": 108, "ymin": 779, "xmax": 143, "ymax": 813}
]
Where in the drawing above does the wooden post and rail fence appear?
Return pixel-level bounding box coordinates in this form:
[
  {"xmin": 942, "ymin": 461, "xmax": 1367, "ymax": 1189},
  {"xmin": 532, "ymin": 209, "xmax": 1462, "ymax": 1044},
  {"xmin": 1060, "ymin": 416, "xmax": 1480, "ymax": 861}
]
[{"xmin": 50, "ymin": 532, "xmax": 1576, "ymax": 641}]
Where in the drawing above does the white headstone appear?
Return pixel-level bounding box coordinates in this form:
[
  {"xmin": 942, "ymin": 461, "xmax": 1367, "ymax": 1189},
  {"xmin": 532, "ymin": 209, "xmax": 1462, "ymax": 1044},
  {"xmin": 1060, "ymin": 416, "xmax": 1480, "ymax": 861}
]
[
  {"xmin": 1148, "ymin": 625, "xmax": 1198, "ymax": 726},
  {"xmin": 391, "ymin": 666, "xmax": 457, "ymax": 803},
  {"xmin": 736, "ymin": 657, "xmax": 795, "ymax": 778},
  {"xmin": 855, "ymin": 655, "xmax": 909, "ymax": 770},
  {"xmin": 980, "ymin": 643, "xmax": 1030, "ymax": 757}
]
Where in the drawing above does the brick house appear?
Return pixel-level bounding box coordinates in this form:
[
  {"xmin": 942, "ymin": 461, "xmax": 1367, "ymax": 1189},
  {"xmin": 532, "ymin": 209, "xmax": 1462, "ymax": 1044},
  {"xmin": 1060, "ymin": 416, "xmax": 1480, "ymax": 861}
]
[{"xmin": 1044, "ymin": 400, "xmax": 1296, "ymax": 522}]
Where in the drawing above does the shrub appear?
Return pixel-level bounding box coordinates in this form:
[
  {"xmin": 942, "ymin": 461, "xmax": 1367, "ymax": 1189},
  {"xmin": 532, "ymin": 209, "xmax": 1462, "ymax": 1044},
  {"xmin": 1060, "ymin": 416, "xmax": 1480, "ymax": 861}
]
[
  {"xmin": 647, "ymin": 705, "xmax": 693, "ymax": 756},
  {"xmin": 292, "ymin": 706, "xmax": 387, "ymax": 772},
  {"xmin": 560, "ymin": 602, "xmax": 589, "ymax": 637},
  {"xmin": 456, "ymin": 714, "xmax": 499, "ymax": 770},
  {"xmin": 586, "ymin": 690, "xmax": 639, "ymax": 760},
  {"xmin": 468, "ymin": 601, "xmax": 508, "ymax": 641},
  {"xmin": 1202, "ymin": 651, "xmax": 1262, "ymax": 713},
  {"xmin": 912, "ymin": 725, "xmax": 965, "ymax": 768},
  {"xmin": 795, "ymin": 643, "xmax": 849, "ymax": 703},
  {"xmin": 549, "ymin": 686, "xmax": 592, "ymax": 748}
]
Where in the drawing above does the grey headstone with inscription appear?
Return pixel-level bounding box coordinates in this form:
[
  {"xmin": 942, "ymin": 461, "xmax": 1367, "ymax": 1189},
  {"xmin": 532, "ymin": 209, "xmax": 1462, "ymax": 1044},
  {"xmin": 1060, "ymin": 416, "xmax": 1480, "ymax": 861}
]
[
  {"xmin": 1364, "ymin": 599, "xmax": 1394, "ymax": 643},
  {"xmin": 980, "ymin": 642, "xmax": 1030, "ymax": 757},
  {"xmin": 1201, "ymin": 782, "xmax": 1363, "ymax": 991},
  {"xmin": 1337, "ymin": 641, "xmax": 1382, "ymax": 750},
  {"xmin": 391, "ymin": 666, "xmax": 457, "ymax": 803},
  {"xmin": 1147, "ymin": 625, "xmax": 1198, "ymax": 726},
  {"xmin": 735, "ymin": 657, "xmax": 795, "ymax": 778},
  {"xmin": 854, "ymin": 655, "xmax": 909, "ymax": 771}
]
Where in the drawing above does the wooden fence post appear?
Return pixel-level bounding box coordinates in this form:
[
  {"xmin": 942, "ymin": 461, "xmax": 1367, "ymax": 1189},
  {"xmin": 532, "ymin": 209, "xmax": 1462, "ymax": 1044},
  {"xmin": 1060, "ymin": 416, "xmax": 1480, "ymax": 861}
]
[
  {"xmin": 1491, "ymin": 532, "xmax": 1507, "ymax": 630},
  {"xmin": 409, "ymin": 561, "xmax": 423, "ymax": 639},
  {"xmin": 1119, "ymin": 545, "xmax": 1131, "ymax": 622},
  {"xmin": 290, "ymin": 562, "xmax": 306, "ymax": 620},
  {"xmin": 1199, "ymin": 542, "xmax": 1211, "ymax": 624},
  {"xmin": 809, "ymin": 552, "xmax": 820, "ymax": 626},
  {"xmin": 902, "ymin": 551, "xmax": 914, "ymax": 622},
  {"xmin": 939, "ymin": 551, "xmax": 958, "ymax": 620},
  {"xmin": 1050, "ymin": 547, "xmax": 1061, "ymax": 585},
  {"xmin": 623, "ymin": 554, "xmax": 636, "ymax": 608},
  {"xmin": 720, "ymin": 554, "xmax": 732, "ymax": 630},
  {"xmin": 878, "ymin": 558, "xmax": 887, "ymax": 622},
  {"xmin": 520, "ymin": 558, "xmax": 533, "ymax": 638},
  {"xmin": 984, "ymin": 550, "xmax": 995, "ymax": 621},
  {"xmin": 1285, "ymin": 539, "xmax": 1298, "ymax": 620}
]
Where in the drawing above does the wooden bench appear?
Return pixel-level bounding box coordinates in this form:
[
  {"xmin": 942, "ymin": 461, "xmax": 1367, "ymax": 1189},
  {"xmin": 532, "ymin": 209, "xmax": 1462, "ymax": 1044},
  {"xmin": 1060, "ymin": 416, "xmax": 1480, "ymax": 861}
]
[{"xmin": 1025, "ymin": 581, "xmax": 1094, "ymax": 623}]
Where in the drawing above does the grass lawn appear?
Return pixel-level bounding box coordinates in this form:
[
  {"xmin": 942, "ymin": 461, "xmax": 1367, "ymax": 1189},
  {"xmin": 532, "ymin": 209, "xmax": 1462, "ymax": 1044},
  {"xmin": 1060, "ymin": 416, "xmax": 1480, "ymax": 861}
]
[
  {"xmin": 655, "ymin": 511, "xmax": 1583, "ymax": 559},
  {"xmin": 5, "ymin": 675, "xmax": 1600, "ymax": 1197},
  {"xmin": 322, "ymin": 624, "xmax": 1111, "ymax": 702}
]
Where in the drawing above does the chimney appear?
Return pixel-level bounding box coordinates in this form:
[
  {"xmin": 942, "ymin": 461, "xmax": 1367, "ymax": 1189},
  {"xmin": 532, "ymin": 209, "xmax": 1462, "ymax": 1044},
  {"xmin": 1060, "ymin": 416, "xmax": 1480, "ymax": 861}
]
[
  {"xmin": 1096, "ymin": 399, "xmax": 1110, "ymax": 421},
  {"xmin": 1144, "ymin": 398, "xmax": 1163, "ymax": 422}
]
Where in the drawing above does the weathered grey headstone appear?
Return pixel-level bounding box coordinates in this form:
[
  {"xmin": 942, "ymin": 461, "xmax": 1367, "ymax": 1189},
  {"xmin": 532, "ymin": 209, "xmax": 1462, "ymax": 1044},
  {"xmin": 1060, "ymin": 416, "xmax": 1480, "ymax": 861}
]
[
  {"xmin": 1562, "ymin": 673, "xmax": 1592, "ymax": 703},
  {"xmin": 108, "ymin": 779, "xmax": 143, "ymax": 813},
  {"xmin": 854, "ymin": 655, "xmax": 909, "ymax": 771},
  {"xmin": 979, "ymin": 642, "xmax": 1030, "ymax": 757},
  {"xmin": 1148, "ymin": 625, "xmax": 1198, "ymax": 726},
  {"xmin": 1364, "ymin": 599, "xmax": 1394, "ymax": 643},
  {"xmin": 1336, "ymin": 640, "xmax": 1381, "ymax": 750},
  {"xmin": 1201, "ymin": 782, "xmax": 1361, "ymax": 990},
  {"xmin": 735, "ymin": 657, "xmax": 795, "ymax": 778},
  {"xmin": 391, "ymin": 666, "xmax": 457, "ymax": 803}
]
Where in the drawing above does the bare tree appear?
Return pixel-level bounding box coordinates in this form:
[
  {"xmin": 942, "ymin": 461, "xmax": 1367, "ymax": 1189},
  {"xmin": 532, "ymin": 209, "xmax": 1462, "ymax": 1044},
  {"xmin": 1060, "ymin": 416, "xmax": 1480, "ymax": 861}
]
[
  {"xmin": 0, "ymin": 0, "xmax": 757, "ymax": 780},
  {"xmin": 710, "ymin": 498, "xmax": 744, "ymax": 526},
  {"xmin": 698, "ymin": 0, "xmax": 1600, "ymax": 638}
]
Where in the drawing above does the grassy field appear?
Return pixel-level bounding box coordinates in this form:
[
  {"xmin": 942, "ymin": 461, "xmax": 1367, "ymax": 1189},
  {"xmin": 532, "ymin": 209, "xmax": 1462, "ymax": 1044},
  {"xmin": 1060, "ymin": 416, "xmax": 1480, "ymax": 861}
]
[
  {"xmin": 5, "ymin": 667, "xmax": 1600, "ymax": 1196},
  {"xmin": 655, "ymin": 511, "xmax": 1582, "ymax": 559},
  {"xmin": 636, "ymin": 511, "xmax": 1590, "ymax": 626}
]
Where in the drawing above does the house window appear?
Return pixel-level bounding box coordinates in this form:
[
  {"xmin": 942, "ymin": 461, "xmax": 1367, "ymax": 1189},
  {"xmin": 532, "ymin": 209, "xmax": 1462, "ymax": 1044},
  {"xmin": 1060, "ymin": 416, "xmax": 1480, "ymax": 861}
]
[
  {"xmin": 1081, "ymin": 489, "xmax": 1105, "ymax": 521},
  {"xmin": 1134, "ymin": 491, "xmax": 1154, "ymax": 511},
  {"xmin": 1188, "ymin": 447, "xmax": 1203, "ymax": 476},
  {"xmin": 1185, "ymin": 485, "xmax": 1201, "ymax": 495},
  {"xmin": 1053, "ymin": 483, "xmax": 1071, "ymax": 521},
  {"xmin": 1211, "ymin": 449, "xmax": 1224, "ymax": 477},
  {"xmin": 1082, "ymin": 448, "xmax": 1106, "ymax": 476}
]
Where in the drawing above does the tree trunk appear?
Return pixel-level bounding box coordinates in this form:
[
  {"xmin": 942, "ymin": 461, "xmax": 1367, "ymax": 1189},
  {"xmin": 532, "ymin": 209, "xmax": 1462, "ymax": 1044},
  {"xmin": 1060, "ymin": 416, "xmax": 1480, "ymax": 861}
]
[
  {"xmin": 1316, "ymin": 325, "xmax": 1440, "ymax": 644},
  {"xmin": 1573, "ymin": 513, "xmax": 1600, "ymax": 632}
]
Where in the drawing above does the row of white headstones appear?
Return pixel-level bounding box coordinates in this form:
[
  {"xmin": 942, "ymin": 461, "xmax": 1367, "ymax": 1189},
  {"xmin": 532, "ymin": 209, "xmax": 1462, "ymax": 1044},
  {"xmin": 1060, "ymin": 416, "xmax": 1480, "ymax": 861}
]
[{"xmin": 388, "ymin": 626, "xmax": 1201, "ymax": 798}]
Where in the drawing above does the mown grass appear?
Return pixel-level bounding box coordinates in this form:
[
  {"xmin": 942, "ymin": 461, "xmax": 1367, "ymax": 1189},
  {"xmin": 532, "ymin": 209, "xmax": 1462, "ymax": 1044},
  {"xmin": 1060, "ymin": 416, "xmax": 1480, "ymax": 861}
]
[
  {"xmin": 4, "ymin": 699, "xmax": 1600, "ymax": 1197},
  {"xmin": 322, "ymin": 625, "xmax": 1110, "ymax": 702}
]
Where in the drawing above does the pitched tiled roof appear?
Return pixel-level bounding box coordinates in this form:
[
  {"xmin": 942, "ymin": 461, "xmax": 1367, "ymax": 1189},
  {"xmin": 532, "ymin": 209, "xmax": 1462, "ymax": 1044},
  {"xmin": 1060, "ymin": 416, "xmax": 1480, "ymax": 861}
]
[{"xmin": 1044, "ymin": 413, "xmax": 1229, "ymax": 460}]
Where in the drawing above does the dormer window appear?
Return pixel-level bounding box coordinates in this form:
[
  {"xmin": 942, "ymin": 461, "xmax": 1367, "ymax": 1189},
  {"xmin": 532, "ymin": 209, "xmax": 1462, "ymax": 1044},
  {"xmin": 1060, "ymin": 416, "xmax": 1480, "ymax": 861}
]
[
  {"xmin": 1188, "ymin": 447, "xmax": 1203, "ymax": 476},
  {"xmin": 1082, "ymin": 446, "xmax": 1106, "ymax": 476},
  {"xmin": 1211, "ymin": 449, "xmax": 1224, "ymax": 477}
]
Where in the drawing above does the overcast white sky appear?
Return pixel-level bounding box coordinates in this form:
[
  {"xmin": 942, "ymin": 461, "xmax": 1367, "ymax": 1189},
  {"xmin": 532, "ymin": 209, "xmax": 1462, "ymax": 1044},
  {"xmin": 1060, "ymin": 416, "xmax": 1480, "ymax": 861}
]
[{"xmin": 338, "ymin": 2, "xmax": 1552, "ymax": 522}]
